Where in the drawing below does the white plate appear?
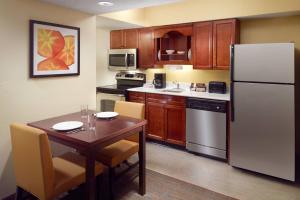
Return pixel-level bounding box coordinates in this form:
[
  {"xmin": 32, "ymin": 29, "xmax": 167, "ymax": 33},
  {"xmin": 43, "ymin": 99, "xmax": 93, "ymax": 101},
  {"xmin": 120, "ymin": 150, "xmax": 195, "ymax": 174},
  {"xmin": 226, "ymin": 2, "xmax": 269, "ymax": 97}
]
[
  {"xmin": 52, "ymin": 121, "xmax": 83, "ymax": 131},
  {"xmin": 95, "ymin": 112, "xmax": 119, "ymax": 119}
]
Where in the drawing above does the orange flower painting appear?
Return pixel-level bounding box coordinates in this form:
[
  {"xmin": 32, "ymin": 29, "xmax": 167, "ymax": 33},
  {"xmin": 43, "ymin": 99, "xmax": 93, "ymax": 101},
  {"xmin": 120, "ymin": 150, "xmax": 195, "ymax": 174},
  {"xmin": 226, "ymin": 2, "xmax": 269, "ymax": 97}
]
[{"xmin": 30, "ymin": 20, "xmax": 79, "ymax": 78}]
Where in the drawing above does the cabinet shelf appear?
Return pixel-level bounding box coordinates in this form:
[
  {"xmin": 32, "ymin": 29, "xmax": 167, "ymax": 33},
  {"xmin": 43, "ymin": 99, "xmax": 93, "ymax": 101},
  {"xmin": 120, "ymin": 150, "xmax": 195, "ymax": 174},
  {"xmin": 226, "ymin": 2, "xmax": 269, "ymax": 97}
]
[
  {"xmin": 155, "ymin": 60, "xmax": 191, "ymax": 65},
  {"xmin": 154, "ymin": 26, "xmax": 192, "ymax": 65},
  {"xmin": 161, "ymin": 53, "xmax": 186, "ymax": 56}
]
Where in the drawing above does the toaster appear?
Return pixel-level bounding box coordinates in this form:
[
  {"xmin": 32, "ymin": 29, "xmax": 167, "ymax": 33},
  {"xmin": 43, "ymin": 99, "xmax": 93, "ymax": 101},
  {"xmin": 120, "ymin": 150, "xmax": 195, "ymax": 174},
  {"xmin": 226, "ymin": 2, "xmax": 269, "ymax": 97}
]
[{"xmin": 208, "ymin": 81, "xmax": 227, "ymax": 94}]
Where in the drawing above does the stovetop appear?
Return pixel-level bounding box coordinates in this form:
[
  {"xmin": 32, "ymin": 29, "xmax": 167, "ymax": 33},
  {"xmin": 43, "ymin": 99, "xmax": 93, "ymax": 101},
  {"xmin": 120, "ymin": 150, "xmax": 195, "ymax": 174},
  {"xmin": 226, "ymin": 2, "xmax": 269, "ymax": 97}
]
[
  {"xmin": 97, "ymin": 72, "xmax": 146, "ymax": 95},
  {"xmin": 97, "ymin": 84, "xmax": 132, "ymax": 94}
]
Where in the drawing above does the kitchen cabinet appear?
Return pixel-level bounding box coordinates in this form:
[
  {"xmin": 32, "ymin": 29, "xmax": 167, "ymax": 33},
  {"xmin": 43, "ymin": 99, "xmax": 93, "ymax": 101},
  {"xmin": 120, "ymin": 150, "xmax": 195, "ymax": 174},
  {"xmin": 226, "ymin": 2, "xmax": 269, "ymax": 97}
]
[
  {"xmin": 147, "ymin": 101, "xmax": 165, "ymax": 140},
  {"xmin": 146, "ymin": 93, "xmax": 186, "ymax": 146},
  {"xmin": 165, "ymin": 104, "xmax": 186, "ymax": 146},
  {"xmin": 111, "ymin": 18, "xmax": 239, "ymax": 69},
  {"xmin": 213, "ymin": 19, "xmax": 239, "ymax": 69},
  {"xmin": 110, "ymin": 29, "xmax": 138, "ymax": 49},
  {"xmin": 127, "ymin": 91, "xmax": 186, "ymax": 146},
  {"xmin": 193, "ymin": 19, "xmax": 239, "ymax": 70},
  {"xmin": 154, "ymin": 24, "xmax": 192, "ymax": 65},
  {"xmin": 138, "ymin": 28, "xmax": 155, "ymax": 69},
  {"xmin": 127, "ymin": 91, "xmax": 145, "ymax": 104},
  {"xmin": 110, "ymin": 30, "xmax": 123, "ymax": 49},
  {"xmin": 193, "ymin": 22, "xmax": 213, "ymax": 69}
]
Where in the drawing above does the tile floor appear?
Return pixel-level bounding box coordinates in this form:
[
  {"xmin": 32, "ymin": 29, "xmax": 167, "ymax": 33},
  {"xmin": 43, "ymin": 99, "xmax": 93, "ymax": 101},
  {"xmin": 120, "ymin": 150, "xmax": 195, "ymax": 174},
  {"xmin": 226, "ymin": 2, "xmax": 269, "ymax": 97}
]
[{"xmin": 138, "ymin": 142, "xmax": 300, "ymax": 200}]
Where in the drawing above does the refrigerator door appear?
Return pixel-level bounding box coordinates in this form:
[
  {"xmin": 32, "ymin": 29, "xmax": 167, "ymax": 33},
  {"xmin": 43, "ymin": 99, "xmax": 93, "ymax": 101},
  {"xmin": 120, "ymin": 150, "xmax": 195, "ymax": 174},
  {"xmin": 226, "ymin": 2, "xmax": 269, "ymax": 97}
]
[
  {"xmin": 230, "ymin": 82, "xmax": 295, "ymax": 181},
  {"xmin": 233, "ymin": 43, "xmax": 294, "ymax": 84}
]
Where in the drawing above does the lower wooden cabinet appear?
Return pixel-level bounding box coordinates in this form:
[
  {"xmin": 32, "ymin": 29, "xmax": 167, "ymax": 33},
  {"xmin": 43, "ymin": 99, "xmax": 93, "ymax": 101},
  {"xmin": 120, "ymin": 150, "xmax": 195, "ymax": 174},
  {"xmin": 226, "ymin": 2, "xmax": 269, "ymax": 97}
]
[
  {"xmin": 127, "ymin": 91, "xmax": 145, "ymax": 103},
  {"xmin": 165, "ymin": 104, "xmax": 186, "ymax": 146},
  {"xmin": 127, "ymin": 91, "xmax": 186, "ymax": 146},
  {"xmin": 146, "ymin": 102, "xmax": 165, "ymax": 140}
]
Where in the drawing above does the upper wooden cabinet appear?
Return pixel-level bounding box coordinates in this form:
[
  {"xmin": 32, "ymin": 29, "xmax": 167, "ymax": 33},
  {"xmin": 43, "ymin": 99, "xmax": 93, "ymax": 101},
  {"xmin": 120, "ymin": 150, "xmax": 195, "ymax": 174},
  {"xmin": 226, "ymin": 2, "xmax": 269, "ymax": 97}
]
[
  {"xmin": 124, "ymin": 29, "xmax": 138, "ymax": 48},
  {"xmin": 110, "ymin": 30, "xmax": 123, "ymax": 49},
  {"xmin": 154, "ymin": 25, "xmax": 193, "ymax": 38},
  {"xmin": 193, "ymin": 22, "xmax": 213, "ymax": 69},
  {"xmin": 213, "ymin": 19, "xmax": 239, "ymax": 69},
  {"xmin": 154, "ymin": 25, "xmax": 192, "ymax": 65},
  {"xmin": 138, "ymin": 28, "xmax": 155, "ymax": 69},
  {"xmin": 193, "ymin": 19, "xmax": 239, "ymax": 70},
  {"xmin": 110, "ymin": 29, "xmax": 138, "ymax": 49},
  {"xmin": 110, "ymin": 19, "xmax": 239, "ymax": 69}
]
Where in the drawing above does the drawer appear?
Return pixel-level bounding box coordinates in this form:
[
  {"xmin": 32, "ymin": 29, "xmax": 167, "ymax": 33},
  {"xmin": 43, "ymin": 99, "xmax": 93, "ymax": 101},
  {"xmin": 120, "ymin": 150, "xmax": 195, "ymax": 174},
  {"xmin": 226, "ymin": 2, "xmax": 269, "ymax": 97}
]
[
  {"xmin": 128, "ymin": 91, "xmax": 145, "ymax": 99},
  {"xmin": 146, "ymin": 93, "xmax": 185, "ymax": 106},
  {"xmin": 128, "ymin": 91, "xmax": 145, "ymax": 103}
]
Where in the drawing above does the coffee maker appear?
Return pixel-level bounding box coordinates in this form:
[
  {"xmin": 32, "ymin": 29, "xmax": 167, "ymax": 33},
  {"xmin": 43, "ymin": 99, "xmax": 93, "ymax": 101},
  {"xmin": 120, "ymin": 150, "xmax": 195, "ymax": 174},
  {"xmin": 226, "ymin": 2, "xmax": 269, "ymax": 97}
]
[{"xmin": 153, "ymin": 73, "xmax": 166, "ymax": 89}]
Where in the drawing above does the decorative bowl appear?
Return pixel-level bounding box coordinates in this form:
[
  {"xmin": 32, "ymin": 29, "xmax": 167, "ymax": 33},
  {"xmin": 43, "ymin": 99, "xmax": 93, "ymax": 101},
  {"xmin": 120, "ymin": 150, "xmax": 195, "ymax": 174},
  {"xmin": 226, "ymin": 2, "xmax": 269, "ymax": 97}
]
[{"xmin": 166, "ymin": 50, "xmax": 175, "ymax": 54}]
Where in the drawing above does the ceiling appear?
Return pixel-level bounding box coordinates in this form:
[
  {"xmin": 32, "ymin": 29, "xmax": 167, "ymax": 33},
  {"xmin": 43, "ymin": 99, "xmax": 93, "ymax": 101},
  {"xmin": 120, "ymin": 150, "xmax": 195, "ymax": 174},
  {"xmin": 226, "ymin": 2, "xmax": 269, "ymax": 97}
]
[{"xmin": 40, "ymin": 0, "xmax": 182, "ymax": 14}]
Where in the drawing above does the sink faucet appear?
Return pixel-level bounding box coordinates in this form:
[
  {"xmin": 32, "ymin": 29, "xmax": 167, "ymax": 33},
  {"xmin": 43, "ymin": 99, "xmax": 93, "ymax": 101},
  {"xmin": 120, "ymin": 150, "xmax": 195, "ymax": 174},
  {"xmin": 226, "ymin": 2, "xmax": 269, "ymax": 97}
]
[{"xmin": 173, "ymin": 81, "xmax": 180, "ymax": 89}]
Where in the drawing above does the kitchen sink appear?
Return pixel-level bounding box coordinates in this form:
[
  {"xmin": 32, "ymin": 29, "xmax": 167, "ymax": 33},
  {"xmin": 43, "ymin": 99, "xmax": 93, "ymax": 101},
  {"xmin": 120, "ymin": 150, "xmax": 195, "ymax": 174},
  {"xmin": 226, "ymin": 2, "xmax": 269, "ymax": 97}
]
[{"xmin": 161, "ymin": 88, "xmax": 185, "ymax": 93}]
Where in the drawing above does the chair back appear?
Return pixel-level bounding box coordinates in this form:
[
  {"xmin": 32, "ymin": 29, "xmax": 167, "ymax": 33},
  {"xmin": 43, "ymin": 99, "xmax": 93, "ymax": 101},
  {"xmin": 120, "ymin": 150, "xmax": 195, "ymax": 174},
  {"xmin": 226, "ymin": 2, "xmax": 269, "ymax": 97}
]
[
  {"xmin": 10, "ymin": 123, "xmax": 54, "ymax": 200},
  {"xmin": 114, "ymin": 101, "xmax": 145, "ymax": 142}
]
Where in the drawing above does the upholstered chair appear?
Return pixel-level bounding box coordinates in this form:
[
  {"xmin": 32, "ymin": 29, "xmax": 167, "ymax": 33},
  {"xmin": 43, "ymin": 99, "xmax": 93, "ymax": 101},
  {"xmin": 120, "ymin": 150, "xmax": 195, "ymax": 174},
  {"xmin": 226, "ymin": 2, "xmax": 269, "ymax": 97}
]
[
  {"xmin": 95, "ymin": 101, "xmax": 145, "ymax": 199},
  {"xmin": 10, "ymin": 123, "xmax": 104, "ymax": 200}
]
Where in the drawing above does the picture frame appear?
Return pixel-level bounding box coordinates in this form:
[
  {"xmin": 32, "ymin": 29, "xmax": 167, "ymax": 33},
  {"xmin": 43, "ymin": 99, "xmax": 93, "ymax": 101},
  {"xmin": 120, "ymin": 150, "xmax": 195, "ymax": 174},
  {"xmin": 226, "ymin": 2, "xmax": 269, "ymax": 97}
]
[{"xmin": 29, "ymin": 20, "xmax": 80, "ymax": 78}]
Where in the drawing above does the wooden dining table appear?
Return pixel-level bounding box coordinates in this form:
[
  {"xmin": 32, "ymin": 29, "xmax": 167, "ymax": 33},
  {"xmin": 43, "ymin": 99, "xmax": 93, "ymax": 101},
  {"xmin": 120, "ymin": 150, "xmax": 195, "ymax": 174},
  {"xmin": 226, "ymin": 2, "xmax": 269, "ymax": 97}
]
[{"xmin": 28, "ymin": 111, "xmax": 147, "ymax": 200}]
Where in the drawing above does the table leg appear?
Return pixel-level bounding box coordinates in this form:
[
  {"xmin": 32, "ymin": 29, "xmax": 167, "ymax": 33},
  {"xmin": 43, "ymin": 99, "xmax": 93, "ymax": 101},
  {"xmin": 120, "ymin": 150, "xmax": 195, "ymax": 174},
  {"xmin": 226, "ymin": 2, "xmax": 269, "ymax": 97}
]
[
  {"xmin": 138, "ymin": 126, "xmax": 146, "ymax": 195},
  {"xmin": 85, "ymin": 154, "xmax": 96, "ymax": 200}
]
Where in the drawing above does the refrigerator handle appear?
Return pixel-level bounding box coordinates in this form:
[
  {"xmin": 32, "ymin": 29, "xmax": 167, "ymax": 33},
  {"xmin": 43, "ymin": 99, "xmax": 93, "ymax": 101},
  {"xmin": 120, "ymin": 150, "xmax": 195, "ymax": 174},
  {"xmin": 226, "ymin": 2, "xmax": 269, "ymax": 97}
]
[
  {"xmin": 230, "ymin": 45, "xmax": 235, "ymax": 122},
  {"xmin": 230, "ymin": 45, "xmax": 234, "ymax": 82},
  {"xmin": 230, "ymin": 82, "xmax": 235, "ymax": 122}
]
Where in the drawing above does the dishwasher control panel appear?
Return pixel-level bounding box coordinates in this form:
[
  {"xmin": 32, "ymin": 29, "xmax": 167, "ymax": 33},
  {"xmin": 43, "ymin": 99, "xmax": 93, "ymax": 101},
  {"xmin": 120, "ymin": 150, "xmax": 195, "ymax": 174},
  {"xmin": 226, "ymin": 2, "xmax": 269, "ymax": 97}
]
[{"xmin": 186, "ymin": 98, "xmax": 227, "ymax": 113}]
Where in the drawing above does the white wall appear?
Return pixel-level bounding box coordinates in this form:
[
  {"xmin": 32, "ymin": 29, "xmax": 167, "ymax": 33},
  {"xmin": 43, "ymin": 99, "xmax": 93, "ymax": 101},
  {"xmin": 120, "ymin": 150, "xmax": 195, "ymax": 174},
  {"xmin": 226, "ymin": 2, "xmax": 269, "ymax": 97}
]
[
  {"xmin": 0, "ymin": 0, "xmax": 96, "ymax": 197},
  {"xmin": 96, "ymin": 28, "xmax": 116, "ymax": 86}
]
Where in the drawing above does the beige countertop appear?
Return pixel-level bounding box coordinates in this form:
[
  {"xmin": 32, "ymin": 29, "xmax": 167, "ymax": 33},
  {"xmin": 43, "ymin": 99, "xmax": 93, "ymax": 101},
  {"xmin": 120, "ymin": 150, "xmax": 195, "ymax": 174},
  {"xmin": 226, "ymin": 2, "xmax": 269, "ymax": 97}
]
[{"xmin": 127, "ymin": 87, "xmax": 230, "ymax": 101}]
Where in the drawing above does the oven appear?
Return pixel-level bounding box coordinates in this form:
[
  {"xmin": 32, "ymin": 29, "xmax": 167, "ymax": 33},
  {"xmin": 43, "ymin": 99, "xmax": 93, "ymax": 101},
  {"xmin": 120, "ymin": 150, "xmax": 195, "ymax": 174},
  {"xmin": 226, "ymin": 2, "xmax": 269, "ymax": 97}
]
[
  {"xmin": 108, "ymin": 49, "xmax": 137, "ymax": 71},
  {"xmin": 96, "ymin": 72, "xmax": 146, "ymax": 111}
]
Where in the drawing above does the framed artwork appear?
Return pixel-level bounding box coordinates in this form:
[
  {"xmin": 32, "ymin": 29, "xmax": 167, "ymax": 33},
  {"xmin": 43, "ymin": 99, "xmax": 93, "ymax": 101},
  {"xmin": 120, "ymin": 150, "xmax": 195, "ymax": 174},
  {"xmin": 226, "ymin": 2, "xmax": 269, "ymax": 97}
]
[{"xmin": 29, "ymin": 20, "xmax": 80, "ymax": 78}]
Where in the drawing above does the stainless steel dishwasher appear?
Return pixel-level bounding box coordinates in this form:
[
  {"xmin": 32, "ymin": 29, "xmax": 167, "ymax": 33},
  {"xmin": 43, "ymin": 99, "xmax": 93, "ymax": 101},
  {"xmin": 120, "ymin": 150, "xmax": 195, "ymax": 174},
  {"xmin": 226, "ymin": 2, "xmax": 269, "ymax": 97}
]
[{"xmin": 186, "ymin": 98, "xmax": 227, "ymax": 159}]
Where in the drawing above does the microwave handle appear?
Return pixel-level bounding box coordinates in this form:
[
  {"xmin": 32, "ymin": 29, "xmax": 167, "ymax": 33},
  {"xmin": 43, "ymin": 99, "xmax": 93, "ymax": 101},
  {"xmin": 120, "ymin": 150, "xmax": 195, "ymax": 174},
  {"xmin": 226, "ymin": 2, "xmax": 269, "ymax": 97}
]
[{"xmin": 125, "ymin": 53, "xmax": 128, "ymax": 67}]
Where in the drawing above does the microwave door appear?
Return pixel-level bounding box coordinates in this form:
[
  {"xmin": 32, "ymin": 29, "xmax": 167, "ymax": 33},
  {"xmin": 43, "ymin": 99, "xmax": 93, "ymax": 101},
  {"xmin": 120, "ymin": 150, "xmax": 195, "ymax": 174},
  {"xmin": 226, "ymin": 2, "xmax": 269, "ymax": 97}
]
[{"xmin": 109, "ymin": 54, "xmax": 127, "ymax": 69}]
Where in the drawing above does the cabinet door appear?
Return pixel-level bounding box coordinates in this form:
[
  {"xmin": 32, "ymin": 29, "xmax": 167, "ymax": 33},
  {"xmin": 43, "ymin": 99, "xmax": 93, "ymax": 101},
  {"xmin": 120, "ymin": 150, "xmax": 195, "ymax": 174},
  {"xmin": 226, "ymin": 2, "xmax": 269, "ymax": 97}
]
[
  {"xmin": 138, "ymin": 28, "xmax": 154, "ymax": 69},
  {"xmin": 165, "ymin": 104, "xmax": 186, "ymax": 146},
  {"xmin": 193, "ymin": 22, "xmax": 213, "ymax": 69},
  {"xmin": 110, "ymin": 30, "xmax": 124, "ymax": 49},
  {"xmin": 146, "ymin": 102, "xmax": 165, "ymax": 141},
  {"xmin": 124, "ymin": 29, "xmax": 138, "ymax": 48},
  {"xmin": 213, "ymin": 19, "xmax": 239, "ymax": 69}
]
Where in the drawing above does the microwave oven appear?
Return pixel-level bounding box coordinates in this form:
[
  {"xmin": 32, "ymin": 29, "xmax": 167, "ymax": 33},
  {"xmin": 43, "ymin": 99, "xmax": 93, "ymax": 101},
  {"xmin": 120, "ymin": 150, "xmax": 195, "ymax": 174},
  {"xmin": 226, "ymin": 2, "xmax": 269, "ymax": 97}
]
[{"xmin": 108, "ymin": 48, "xmax": 137, "ymax": 71}]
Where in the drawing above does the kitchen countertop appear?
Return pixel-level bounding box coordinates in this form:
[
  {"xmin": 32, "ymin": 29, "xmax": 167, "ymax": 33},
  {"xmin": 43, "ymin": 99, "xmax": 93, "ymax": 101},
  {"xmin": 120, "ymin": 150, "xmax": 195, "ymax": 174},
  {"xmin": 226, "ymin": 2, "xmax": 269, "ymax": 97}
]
[{"xmin": 127, "ymin": 87, "xmax": 230, "ymax": 101}]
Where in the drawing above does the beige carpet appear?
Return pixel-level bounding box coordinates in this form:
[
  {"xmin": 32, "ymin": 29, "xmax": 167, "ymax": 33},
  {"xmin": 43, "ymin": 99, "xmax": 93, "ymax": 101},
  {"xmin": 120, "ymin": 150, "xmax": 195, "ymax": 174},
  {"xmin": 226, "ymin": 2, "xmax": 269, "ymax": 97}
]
[{"xmin": 114, "ymin": 168, "xmax": 237, "ymax": 200}]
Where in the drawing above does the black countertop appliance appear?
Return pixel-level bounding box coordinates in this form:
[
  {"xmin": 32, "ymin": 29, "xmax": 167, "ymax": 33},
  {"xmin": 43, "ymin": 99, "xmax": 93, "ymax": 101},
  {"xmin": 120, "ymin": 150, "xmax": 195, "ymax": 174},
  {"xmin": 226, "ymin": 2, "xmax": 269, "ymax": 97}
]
[
  {"xmin": 153, "ymin": 73, "xmax": 166, "ymax": 89},
  {"xmin": 208, "ymin": 81, "xmax": 227, "ymax": 94}
]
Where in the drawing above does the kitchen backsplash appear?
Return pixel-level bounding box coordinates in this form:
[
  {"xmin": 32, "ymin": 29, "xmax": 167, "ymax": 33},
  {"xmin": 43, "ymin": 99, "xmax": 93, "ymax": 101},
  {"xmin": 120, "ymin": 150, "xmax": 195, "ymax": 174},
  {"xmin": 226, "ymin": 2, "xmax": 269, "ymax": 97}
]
[{"xmin": 141, "ymin": 65, "xmax": 230, "ymax": 84}]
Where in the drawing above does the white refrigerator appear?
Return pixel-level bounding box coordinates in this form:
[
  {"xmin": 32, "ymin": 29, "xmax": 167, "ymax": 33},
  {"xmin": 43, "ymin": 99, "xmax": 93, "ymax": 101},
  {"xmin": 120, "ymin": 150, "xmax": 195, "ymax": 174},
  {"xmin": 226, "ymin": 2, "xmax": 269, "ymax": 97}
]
[{"xmin": 230, "ymin": 43, "xmax": 295, "ymax": 181}]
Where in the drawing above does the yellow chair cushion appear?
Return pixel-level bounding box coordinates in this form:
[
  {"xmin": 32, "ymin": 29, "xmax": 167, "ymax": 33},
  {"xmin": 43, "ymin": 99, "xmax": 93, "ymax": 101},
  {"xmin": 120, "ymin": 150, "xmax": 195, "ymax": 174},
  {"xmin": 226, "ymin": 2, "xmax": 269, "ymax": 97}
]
[
  {"xmin": 96, "ymin": 140, "xmax": 139, "ymax": 168},
  {"xmin": 52, "ymin": 152, "xmax": 104, "ymax": 197}
]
